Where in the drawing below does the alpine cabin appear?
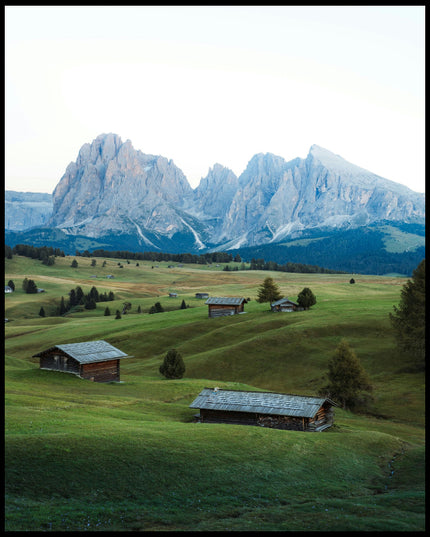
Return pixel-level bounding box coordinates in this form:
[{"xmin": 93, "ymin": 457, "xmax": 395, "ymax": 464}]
[
  {"xmin": 189, "ymin": 388, "xmax": 337, "ymax": 432},
  {"xmin": 33, "ymin": 340, "xmax": 130, "ymax": 382},
  {"xmin": 205, "ymin": 297, "xmax": 247, "ymax": 318}
]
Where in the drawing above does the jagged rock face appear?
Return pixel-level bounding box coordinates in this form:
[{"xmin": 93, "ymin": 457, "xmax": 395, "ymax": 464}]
[
  {"xmin": 5, "ymin": 191, "xmax": 53, "ymax": 231},
  {"xmin": 50, "ymin": 134, "xmax": 195, "ymax": 246},
  {"xmin": 215, "ymin": 145, "xmax": 425, "ymax": 248},
  {"xmin": 42, "ymin": 135, "xmax": 425, "ymax": 252}
]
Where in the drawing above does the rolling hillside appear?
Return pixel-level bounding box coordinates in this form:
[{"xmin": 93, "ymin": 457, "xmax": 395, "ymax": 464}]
[{"xmin": 4, "ymin": 254, "xmax": 425, "ymax": 531}]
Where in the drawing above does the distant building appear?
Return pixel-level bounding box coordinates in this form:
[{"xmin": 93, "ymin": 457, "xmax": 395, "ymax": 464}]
[
  {"xmin": 37, "ymin": 288, "xmax": 45, "ymax": 293},
  {"xmin": 189, "ymin": 388, "xmax": 337, "ymax": 432},
  {"xmin": 205, "ymin": 297, "xmax": 247, "ymax": 318},
  {"xmin": 169, "ymin": 292, "xmax": 178, "ymax": 298},
  {"xmin": 106, "ymin": 275, "xmax": 115, "ymax": 279},
  {"xmin": 33, "ymin": 340, "xmax": 130, "ymax": 383},
  {"xmin": 195, "ymin": 292, "xmax": 209, "ymax": 299},
  {"xmin": 270, "ymin": 297, "xmax": 301, "ymax": 312},
  {"xmin": 4, "ymin": 285, "xmax": 13, "ymax": 293}
]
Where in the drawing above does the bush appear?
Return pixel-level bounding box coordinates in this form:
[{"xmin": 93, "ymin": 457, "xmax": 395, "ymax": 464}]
[
  {"xmin": 159, "ymin": 349, "xmax": 186, "ymax": 379},
  {"xmin": 297, "ymin": 287, "xmax": 316, "ymax": 309}
]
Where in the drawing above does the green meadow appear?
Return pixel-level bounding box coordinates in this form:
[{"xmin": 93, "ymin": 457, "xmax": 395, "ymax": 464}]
[{"xmin": 4, "ymin": 255, "xmax": 425, "ymax": 531}]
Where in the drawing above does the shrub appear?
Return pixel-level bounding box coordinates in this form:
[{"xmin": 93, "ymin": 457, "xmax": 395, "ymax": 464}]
[{"xmin": 297, "ymin": 287, "xmax": 316, "ymax": 309}]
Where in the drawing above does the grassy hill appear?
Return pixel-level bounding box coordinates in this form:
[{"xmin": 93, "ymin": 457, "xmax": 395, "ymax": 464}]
[{"xmin": 4, "ymin": 255, "xmax": 425, "ymax": 531}]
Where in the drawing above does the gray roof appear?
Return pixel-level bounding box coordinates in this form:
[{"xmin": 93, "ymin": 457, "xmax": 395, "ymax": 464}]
[
  {"xmin": 271, "ymin": 297, "xmax": 298, "ymax": 307},
  {"xmin": 33, "ymin": 340, "xmax": 129, "ymax": 364},
  {"xmin": 205, "ymin": 297, "xmax": 246, "ymax": 306},
  {"xmin": 189, "ymin": 388, "xmax": 336, "ymax": 418}
]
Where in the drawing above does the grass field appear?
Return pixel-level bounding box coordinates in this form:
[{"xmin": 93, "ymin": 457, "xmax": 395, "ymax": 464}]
[{"xmin": 4, "ymin": 255, "xmax": 425, "ymax": 531}]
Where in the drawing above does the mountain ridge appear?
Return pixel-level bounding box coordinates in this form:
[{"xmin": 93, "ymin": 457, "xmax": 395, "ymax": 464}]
[{"xmin": 5, "ymin": 133, "xmax": 425, "ymax": 273}]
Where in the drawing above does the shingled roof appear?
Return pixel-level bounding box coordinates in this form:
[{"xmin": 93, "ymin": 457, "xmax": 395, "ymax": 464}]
[
  {"xmin": 205, "ymin": 297, "xmax": 247, "ymax": 306},
  {"xmin": 33, "ymin": 340, "xmax": 129, "ymax": 364},
  {"xmin": 189, "ymin": 388, "xmax": 336, "ymax": 419}
]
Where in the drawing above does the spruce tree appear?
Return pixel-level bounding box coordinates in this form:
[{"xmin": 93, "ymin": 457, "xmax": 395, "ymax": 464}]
[
  {"xmin": 320, "ymin": 339, "xmax": 373, "ymax": 410},
  {"xmin": 104, "ymin": 306, "xmax": 111, "ymax": 316},
  {"xmin": 159, "ymin": 349, "xmax": 186, "ymax": 379},
  {"xmin": 256, "ymin": 277, "xmax": 283, "ymax": 304},
  {"xmin": 39, "ymin": 306, "xmax": 45, "ymax": 317},
  {"xmin": 389, "ymin": 259, "xmax": 425, "ymax": 370},
  {"xmin": 115, "ymin": 310, "xmax": 121, "ymax": 319},
  {"xmin": 7, "ymin": 280, "xmax": 15, "ymax": 291}
]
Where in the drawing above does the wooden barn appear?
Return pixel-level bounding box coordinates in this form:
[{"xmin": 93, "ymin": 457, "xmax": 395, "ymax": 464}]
[
  {"xmin": 195, "ymin": 292, "xmax": 209, "ymax": 299},
  {"xmin": 33, "ymin": 340, "xmax": 130, "ymax": 382},
  {"xmin": 205, "ymin": 297, "xmax": 247, "ymax": 318},
  {"xmin": 271, "ymin": 297, "xmax": 300, "ymax": 312},
  {"xmin": 189, "ymin": 388, "xmax": 337, "ymax": 432}
]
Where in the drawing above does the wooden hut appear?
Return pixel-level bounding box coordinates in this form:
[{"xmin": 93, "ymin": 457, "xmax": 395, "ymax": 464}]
[
  {"xmin": 189, "ymin": 388, "xmax": 337, "ymax": 432},
  {"xmin": 33, "ymin": 340, "xmax": 130, "ymax": 382},
  {"xmin": 271, "ymin": 297, "xmax": 300, "ymax": 312},
  {"xmin": 205, "ymin": 297, "xmax": 247, "ymax": 318},
  {"xmin": 195, "ymin": 292, "xmax": 209, "ymax": 299}
]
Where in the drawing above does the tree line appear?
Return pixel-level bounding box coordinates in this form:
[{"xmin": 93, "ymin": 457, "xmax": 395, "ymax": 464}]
[{"xmin": 6, "ymin": 244, "xmax": 65, "ymax": 265}]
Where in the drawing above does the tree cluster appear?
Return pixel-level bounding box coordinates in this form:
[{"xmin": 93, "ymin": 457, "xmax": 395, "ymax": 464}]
[
  {"xmin": 58, "ymin": 285, "xmax": 115, "ymax": 315},
  {"xmin": 77, "ymin": 248, "xmax": 239, "ymax": 265},
  {"xmin": 248, "ymin": 257, "xmax": 343, "ymax": 274},
  {"xmin": 22, "ymin": 278, "xmax": 38, "ymax": 294},
  {"xmin": 9, "ymin": 244, "xmax": 64, "ymax": 263}
]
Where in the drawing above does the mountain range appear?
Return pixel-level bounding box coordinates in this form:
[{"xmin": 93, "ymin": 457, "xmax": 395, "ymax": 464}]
[{"xmin": 5, "ymin": 133, "xmax": 425, "ymax": 274}]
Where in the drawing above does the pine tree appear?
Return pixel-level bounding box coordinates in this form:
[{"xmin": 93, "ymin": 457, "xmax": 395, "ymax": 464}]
[
  {"xmin": 256, "ymin": 277, "xmax": 283, "ymax": 304},
  {"xmin": 137, "ymin": 305, "xmax": 142, "ymax": 313},
  {"xmin": 320, "ymin": 339, "xmax": 373, "ymax": 410},
  {"xmin": 180, "ymin": 299, "xmax": 187, "ymax": 309},
  {"xmin": 159, "ymin": 349, "xmax": 186, "ymax": 379},
  {"xmin": 389, "ymin": 259, "xmax": 425, "ymax": 370},
  {"xmin": 115, "ymin": 310, "xmax": 121, "ymax": 319},
  {"xmin": 22, "ymin": 278, "xmax": 29, "ymax": 292},
  {"xmin": 71, "ymin": 259, "xmax": 78, "ymax": 268},
  {"xmin": 7, "ymin": 280, "xmax": 15, "ymax": 291},
  {"xmin": 104, "ymin": 307, "xmax": 111, "ymax": 316},
  {"xmin": 39, "ymin": 306, "xmax": 45, "ymax": 317}
]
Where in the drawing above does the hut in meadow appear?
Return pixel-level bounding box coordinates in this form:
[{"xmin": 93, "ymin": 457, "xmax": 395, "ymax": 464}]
[
  {"xmin": 33, "ymin": 340, "xmax": 130, "ymax": 382},
  {"xmin": 205, "ymin": 297, "xmax": 247, "ymax": 318},
  {"xmin": 270, "ymin": 297, "xmax": 301, "ymax": 312},
  {"xmin": 189, "ymin": 388, "xmax": 337, "ymax": 432}
]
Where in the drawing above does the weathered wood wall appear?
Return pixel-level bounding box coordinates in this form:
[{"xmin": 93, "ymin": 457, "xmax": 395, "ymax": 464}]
[
  {"xmin": 208, "ymin": 304, "xmax": 244, "ymax": 317},
  {"xmin": 80, "ymin": 359, "xmax": 120, "ymax": 382},
  {"xmin": 39, "ymin": 353, "xmax": 80, "ymax": 375}
]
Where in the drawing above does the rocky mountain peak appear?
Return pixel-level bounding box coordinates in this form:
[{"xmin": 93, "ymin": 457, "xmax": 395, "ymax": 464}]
[{"xmin": 16, "ymin": 134, "xmax": 423, "ymax": 254}]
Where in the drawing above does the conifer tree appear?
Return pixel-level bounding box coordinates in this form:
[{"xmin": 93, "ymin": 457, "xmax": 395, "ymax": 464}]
[
  {"xmin": 39, "ymin": 306, "xmax": 45, "ymax": 317},
  {"xmin": 104, "ymin": 306, "xmax": 111, "ymax": 316},
  {"xmin": 389, "ymin": 259, "xmax": 425, "ymax": 370},
  {"xmin": 159, "ymin": 349, "xmax": 186, "ymax": 379},
  {"xmin": 7, "ymin": 280, "xmax": 15, "ymax": 291},
  {"xmin": 26, "ymin": 279, "xmax": 38, "ymax": 294},
  {"xmin": 256, "ymin": 277, "xmax": 283, "ymax": 304},
  {"xmin": 297, "ymin": 287, "xmax": 317, "ymax": 309},
  {"xmin": 320, "ymin": 339, "xmax": 373, "ymax": 410},
  {"xmin": 115, "ymin": 310, "xmax": 121, "ymax": 319}
]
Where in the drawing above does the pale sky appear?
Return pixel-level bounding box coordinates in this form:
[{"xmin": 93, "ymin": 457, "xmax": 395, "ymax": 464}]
[{"xmin": 5, "ymin": 5, "xmax": 425, "ymax": 194}]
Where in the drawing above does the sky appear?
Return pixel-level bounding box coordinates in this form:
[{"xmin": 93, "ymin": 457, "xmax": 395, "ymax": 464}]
[{"xmin": 5, "ymin": 5, "xmax": 425, "ymax": 194}]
